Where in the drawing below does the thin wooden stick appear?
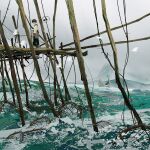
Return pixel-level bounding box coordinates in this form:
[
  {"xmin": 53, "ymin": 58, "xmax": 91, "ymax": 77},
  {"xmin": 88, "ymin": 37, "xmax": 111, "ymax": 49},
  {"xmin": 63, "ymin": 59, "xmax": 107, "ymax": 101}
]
[
  {"xmin": 53, "ymin": 0, "xmax": 58, "ymax": 106},
  {"xmin": 0, "ymin": 44, "xmax": 88, "ymax": 56}
]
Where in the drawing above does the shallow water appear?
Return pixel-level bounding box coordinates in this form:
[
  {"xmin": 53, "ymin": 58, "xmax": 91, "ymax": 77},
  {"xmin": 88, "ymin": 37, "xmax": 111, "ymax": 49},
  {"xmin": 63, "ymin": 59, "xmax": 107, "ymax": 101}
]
[{"xmin": 0, "ymin": 81, "xmax": 149, "ymax": 150}]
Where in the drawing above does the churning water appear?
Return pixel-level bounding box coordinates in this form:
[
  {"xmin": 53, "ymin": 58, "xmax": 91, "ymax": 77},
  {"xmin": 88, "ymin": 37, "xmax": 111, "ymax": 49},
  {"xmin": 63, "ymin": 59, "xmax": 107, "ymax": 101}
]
[{"xmin": 0, "ymin": 81, "xmax": 149, "ymax": 150}]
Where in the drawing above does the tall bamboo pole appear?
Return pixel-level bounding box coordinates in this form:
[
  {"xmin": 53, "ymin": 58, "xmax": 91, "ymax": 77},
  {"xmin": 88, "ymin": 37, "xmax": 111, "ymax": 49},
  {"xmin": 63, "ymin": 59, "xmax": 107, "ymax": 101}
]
[
  {"xmin": 0, "ymin": 21, "xmax": 25, "ymax": 126},
  {"xmin": 101, "ymin": 0, "xmax": 144, "ymax": 126},
  {"xmin": 16, "ymin": 0, "xmax": 58, "ymax": 117},
  {"xmin": 53, "ymin": 0, "xmax": 58, "ymax": 105},
  {"xmin": 65, "ymin": 0, "xmax": 98, "ymax": 132}
]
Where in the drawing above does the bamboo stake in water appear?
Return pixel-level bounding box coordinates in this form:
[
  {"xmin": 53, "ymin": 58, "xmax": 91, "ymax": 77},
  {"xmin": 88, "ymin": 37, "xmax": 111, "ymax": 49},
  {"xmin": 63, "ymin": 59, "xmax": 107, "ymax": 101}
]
[{"xmin": 65, "ymin": 0, "xmax": 98, "ymax": 132}]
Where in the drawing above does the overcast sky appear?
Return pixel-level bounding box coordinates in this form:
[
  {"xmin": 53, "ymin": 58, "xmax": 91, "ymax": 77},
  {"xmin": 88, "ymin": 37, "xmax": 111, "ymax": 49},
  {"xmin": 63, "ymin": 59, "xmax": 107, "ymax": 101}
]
[{"xmin": 1, "ymin": 0, "xmax": 150, "ymax": 83}]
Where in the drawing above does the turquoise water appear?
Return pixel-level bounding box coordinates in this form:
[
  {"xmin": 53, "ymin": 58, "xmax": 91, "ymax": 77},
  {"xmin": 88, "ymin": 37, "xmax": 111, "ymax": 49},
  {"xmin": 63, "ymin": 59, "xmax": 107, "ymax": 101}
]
[{"xmin": 0, "ymin": 81, "xmax": 149, "ymax": 150}]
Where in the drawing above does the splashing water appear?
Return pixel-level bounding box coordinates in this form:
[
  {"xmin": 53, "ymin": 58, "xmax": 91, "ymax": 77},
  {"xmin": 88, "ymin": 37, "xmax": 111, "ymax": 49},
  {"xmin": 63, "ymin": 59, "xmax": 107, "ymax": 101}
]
[{"xmin": 0, "ymin": 80, "xmax": 149, "ymax": 150}]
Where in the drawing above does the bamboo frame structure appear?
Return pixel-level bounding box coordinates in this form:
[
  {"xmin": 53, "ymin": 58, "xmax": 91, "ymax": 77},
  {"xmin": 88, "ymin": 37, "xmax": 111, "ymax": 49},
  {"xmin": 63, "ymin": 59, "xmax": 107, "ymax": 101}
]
[
  {"xmin": 0, "ymin": 44, "xmax": 88, "ymax": 57},
  {"xmin": 0, "ymin": 0, "xmax": 149, "ymax": 135}
]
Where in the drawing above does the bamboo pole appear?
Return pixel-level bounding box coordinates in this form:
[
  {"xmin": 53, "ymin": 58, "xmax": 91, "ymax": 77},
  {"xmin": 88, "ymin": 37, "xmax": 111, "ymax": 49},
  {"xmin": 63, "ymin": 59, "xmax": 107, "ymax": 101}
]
[
  {"xmin": 53, "ymin": 0, "xmax": 58, "ymax": 50},
  {"xmin": 101, "ymin": 0, "xmax": 144, "ymax": 126},
  {"xmin": 0, "ymin": 21, "xmax": 25, "ymax": 126},
  {"xmin": 0, "ymin": 44, "xmax": 88, "ymax": 56},
  {"xmin": 16, "ymin": 0, "xmax": 58, "ymax": 117},
  {"xmin": 53, "ymin": 0, "xmax": 58, "ymax": 106},
  {"xmin": 65, "ymin": 0, "xmax": 98, "ymax": 132}
]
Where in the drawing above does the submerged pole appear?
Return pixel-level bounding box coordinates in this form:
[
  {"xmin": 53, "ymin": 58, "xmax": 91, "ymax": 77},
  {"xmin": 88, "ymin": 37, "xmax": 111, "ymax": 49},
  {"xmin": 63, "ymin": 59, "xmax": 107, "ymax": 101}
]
[{"xmin": 65, "ymin": 0, "xmax": 98, "ymax": 132}]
